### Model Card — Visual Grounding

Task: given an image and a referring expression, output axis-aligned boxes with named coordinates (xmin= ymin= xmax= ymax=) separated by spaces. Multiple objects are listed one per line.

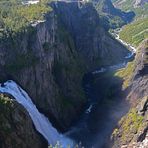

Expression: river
xmin=66 ymin=69 xmax=130 ymax=148
xmin=65 ymin=30 xmax=137 ymax=147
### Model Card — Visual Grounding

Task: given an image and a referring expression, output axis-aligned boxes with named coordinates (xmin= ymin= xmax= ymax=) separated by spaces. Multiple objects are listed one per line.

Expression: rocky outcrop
xmin=111 ymin=39 xmax=148 ymax=148
xmin=52 ymin=2 xmax=129 ymax=68
xmin=0 ymin=2 xmax=129 ymax=130
xmin=128 ymin=39 xmax=148 ymax=104
xmin=111 ymin=96 xmax=148 ymax=148
xmin=0 ymin=10 xmax=85 ymax=130
xmin=0 ymin=94 xmax=47 ymax=148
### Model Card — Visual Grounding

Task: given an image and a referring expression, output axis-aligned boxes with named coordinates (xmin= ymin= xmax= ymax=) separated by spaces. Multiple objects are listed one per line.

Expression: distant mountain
xmin=113 ymin=0 xmax=148 ymax=8
xmin=91 ymin=0 xmax=135 ymax=30
xmin=112 ymin=0 xmax=148 ymax=18
xmin=114 ymin=0 xmax=148 ymax=47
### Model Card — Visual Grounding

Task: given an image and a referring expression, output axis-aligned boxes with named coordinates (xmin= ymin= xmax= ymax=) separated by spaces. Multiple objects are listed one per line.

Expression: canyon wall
xmin=0 ymin=2 xmax=129 ymax=130
xmin=112 ymin=39 xmax=148 ymax=148
xmin=0 ymin=94 xmax=47 ymax=148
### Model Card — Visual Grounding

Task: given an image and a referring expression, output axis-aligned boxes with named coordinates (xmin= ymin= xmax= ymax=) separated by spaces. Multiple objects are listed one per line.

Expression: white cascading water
xmin=0 ymin=80 xmax=73 ymax=147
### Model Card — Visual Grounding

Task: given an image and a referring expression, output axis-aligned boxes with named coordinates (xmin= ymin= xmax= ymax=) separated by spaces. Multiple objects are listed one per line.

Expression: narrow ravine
xmin=65 ymin=33 xmax=137 ymax=148
xmin=65 ymin=69 xmax=129 ymax=147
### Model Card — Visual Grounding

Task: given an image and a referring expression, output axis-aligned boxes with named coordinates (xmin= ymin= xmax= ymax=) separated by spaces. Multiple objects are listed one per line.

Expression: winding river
xmin=65 ymin=31 xmax=137 ymax=147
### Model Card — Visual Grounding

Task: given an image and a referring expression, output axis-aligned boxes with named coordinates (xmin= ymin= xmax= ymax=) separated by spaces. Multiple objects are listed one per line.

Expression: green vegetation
xmin=119 ymin=18 xmax=148 ymax=47
xmin=0 ymin=94 xmax=12 ymax=106
xmin=0 ymin=0 xmax=52 ymax=38
xmin=112 ymin=0 xmax=148 ymax=47
xmin=115 ymin=62 xmax=135 ymax=89
xmin=0 ymin=94 xmax=13 ymax=133
xmin=0 ymin=0 xmax=53 ymax=72
xmin=113 ymin=108 xmax=144 ymax=144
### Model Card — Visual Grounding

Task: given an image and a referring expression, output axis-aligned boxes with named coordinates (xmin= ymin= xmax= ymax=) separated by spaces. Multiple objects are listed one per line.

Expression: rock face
xmin=52 ymin=2 xmax=129 ymax=67
xmin=111 ymin=40 xmax=148 ymax=148
xmin=128 ymin=40 xmax=148 ymax=104
xmin=0 ymin=10 xmax=85 ymax=130
xmin=0 ymin=94 xmax=48 ymax=148
xmin=0 ymin=2 xmax=128 ymax=130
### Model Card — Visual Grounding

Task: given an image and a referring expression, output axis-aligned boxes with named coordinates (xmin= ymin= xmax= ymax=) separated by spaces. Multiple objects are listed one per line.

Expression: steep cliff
xmin=128 ymin=39 xmax=148 ymax=102
xmin=0 ymin=10 xmax=85 ymax=130
xmin=111 ymin=39 xmax=148 ymax=148
xmin=0 ymin=1 xmax=129 ymax=130
xmin=0 ymin=93 xmax=48 ymax=148
xmin=52 ymin=2 xmax=129 ymax=68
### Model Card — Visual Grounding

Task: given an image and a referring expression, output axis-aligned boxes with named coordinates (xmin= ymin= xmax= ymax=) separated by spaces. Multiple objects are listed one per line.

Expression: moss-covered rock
xmin=0 ymin=94 xmax=48 ymax=148
xmin=111 ymin=96 xmax=147 ymax=148
xmin=115 ymin=62 xmax=135 ymax=89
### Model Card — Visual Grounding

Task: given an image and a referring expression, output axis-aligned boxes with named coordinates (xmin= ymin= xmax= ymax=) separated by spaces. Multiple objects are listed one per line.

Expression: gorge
xmin=0 ymin=35 xmax=135 ymax=147
xmin=0 ymin=0 xmax=147 ymax=148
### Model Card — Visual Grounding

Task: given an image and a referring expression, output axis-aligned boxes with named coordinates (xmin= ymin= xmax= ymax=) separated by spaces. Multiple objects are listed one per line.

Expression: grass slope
xmin=119 ymin=18 xmax=148 ymax=47
xmin=0 ymin=0 xmax=52 ymax=38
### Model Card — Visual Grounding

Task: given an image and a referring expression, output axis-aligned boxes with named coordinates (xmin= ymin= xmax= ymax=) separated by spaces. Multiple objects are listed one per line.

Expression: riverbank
xmin=110 ymin=28 xmax=137 ymax=53
xmin=66 ymin=68 xmax=130 ymax=148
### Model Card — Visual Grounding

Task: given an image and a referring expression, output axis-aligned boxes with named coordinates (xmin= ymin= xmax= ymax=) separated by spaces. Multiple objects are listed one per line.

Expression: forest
xmin=0 ymin=0 xmax=52 ymax=38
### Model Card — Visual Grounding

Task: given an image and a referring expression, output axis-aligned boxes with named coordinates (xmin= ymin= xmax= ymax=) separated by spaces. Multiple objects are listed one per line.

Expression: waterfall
xmin=0 ymin=80 xmax=73 ymax=146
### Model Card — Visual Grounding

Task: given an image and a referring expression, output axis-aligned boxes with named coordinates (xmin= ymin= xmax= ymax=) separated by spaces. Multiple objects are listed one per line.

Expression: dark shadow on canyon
xmin=66 ymin=70 xmax=130 ymax=148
